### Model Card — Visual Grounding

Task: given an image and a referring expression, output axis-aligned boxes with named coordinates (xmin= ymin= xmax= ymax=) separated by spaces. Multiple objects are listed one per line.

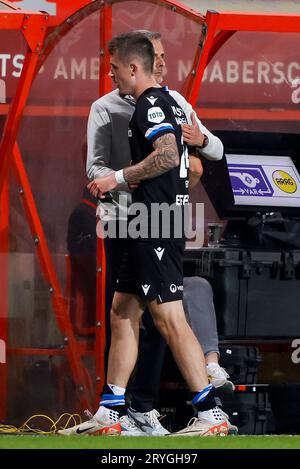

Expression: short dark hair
xmin=133 ymin=30 xmax=162 ymax=41
xmin=108 ymin=31 xmax=154 ymax=74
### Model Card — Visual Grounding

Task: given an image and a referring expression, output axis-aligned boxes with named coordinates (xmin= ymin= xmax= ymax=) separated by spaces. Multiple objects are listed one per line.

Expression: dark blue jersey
xmin=128 ymin=87 xmax=189 ymax=242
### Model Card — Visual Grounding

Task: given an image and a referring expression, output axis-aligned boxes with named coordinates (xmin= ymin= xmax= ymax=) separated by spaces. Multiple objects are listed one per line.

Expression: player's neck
xmin=133 ymin=77 xmax=158 ymax=101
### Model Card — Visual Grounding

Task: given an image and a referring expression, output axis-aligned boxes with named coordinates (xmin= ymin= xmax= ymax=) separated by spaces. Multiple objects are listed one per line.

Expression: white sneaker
xmin=206 ymin=363 xmax=235 ymax=390
xmin=170 ymin=406 xmax=228 ymax=437
xmin=219 ymin=409 xmax=238 ymax=435
xmin=127 ymin=408 xmax=169 ymax=436
xmin=57 ymin=408 xmax=121 ymax=436
xmin=119 ymin=415 xmax=146 ymax=436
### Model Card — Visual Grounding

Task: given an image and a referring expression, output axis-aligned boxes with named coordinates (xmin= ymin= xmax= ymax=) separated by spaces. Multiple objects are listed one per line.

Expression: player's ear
xmin=130 ymin=64 xmax=137 ymax=75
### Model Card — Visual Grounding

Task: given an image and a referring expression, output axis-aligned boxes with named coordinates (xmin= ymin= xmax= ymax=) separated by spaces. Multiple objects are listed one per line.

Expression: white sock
xmin=108 ymin=383 xmax=126 ymax=395
xmin=94 ymin=405 xmax=119 ymax=423
xmin=206 ymin=362 xmax=220 ymax=370
xmin=198 ymin=406 xmax=225 ymax=423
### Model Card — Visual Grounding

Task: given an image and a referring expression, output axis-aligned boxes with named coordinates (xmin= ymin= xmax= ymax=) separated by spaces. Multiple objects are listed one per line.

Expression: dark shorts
xmin=115 ymin=240 xmax=184 ymax=303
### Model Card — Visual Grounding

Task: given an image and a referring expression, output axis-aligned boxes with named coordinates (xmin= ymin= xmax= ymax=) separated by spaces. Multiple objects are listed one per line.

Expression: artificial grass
xmin=0 ymin=435 xmax=300 ymax=449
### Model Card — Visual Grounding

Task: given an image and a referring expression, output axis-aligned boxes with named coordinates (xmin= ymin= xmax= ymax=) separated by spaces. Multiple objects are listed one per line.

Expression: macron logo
xmin=141 ymin=284 xmax=150 ymax=295
xmin=154 ymin=247 xmax=165 ymax=261
xmin=146 ymin=96 xmax=158 ymax=105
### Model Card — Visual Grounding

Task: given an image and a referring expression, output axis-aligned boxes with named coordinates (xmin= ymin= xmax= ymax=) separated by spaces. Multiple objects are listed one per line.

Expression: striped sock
xmin=191 ymin=384 xmax=218 ymax=412
xmin=100 ymin=383 xmax=126 ymax=416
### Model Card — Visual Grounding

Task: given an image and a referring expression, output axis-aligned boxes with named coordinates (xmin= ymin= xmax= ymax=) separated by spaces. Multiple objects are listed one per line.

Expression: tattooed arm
xmin=124 ymin=133 xmax=179 ymax=183
xmin=88 ymin=133 xmax=180 ymax=197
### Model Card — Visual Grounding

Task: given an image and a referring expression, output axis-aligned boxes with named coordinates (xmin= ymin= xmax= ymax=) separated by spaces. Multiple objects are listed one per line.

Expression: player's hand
xmin=182 ymin=112 xmax=206 ymax=147
xmin=87 ymin=173 xmax=117 ymax=198
xmin=128 ymin=182 xmax=140 ymax=191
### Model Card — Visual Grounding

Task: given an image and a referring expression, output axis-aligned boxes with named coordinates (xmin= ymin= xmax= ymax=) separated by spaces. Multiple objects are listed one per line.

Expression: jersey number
xmin=179 ymin=137 xmax=189 ymax=179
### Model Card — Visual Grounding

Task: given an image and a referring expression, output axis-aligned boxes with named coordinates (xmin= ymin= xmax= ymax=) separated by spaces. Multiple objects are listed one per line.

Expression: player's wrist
xmin=197 ymin=134 xmax=209 ymax=149
xmin=115 ymin=169 xmax=126 ymax=184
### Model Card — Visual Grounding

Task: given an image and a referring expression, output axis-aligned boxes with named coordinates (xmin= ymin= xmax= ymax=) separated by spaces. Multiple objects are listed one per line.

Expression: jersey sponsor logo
xmin=146 ymin=96 xmax=158 ymax=105
xmin=170 ymin=284 xmax=183 ymax=293
xmin=175 ymin=116 xmax=187 ymax=125
xmin=171 ymin=105 xmax=187 ymax=125
xmin=171 ymin=105 xmax=185 ymax=117
xmin=154 ymin=247 xmax=165 ymax=261
xmin=147 ymin=107 xmax=165 ymax=124
xmin=272 ymin=170 xmax=297 ymax=193
xmin=141 ymin=284 xmax=151 ymax=295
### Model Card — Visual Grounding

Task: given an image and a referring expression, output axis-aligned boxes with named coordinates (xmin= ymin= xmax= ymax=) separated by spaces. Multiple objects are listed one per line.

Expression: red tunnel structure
xmin=0 ymin=0 xmax=300 ymax=422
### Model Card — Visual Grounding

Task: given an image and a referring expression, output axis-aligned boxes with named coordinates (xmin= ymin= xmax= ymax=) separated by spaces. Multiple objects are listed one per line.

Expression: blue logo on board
xmin=229 ymin=164 xmax=274 ymax=197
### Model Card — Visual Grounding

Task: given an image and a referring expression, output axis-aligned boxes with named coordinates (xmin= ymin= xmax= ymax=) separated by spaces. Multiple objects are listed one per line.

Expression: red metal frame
xmin=0 ymin=179 xmax=9 ymax=422
xmin=99 ymin=2 xmax=112 ymax=96
xmin=39 ymin=0 xmax=101 ymax=65
xmin=11 ymin=143 xmax=93 ymax=408
xmin=206 ymin=30 xmax=236 ymax=69
xmin=1 ymin=0 xmax=300 ymax=420
xmin=0 ymin=1 xmax=50 ymax=421
xmin=95 ymin=234 xmax=107 ymax=402
xmin=2 ymin=0 xmax=204 ymax=416
xmin=0 ymin=2 xmax=100 ymax=415
xmin=0 ymin=53 xmax=40 ymax=191
xmin=187 ymin=10 xmax=300 ymax=107
xmin=0 ymin=7 xmax=48 ymax=194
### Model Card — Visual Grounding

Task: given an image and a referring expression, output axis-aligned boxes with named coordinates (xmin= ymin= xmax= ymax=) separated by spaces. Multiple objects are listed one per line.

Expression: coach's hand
xmin=87 ymin=173 xmax=117 ymax=198
xmin=182 ymin=112 xmax=206 ymax=147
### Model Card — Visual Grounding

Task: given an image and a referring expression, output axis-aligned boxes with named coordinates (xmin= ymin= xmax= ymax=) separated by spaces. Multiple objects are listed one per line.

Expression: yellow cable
xmin=0 ymin=413 xmax=82 ymax=435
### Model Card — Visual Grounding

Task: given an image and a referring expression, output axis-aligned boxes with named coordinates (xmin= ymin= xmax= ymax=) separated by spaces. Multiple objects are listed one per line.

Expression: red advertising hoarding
xmin=1 ymin=0 xmax=299 ymax=119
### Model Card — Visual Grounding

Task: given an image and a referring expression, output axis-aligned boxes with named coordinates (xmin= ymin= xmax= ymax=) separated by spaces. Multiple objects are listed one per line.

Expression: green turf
xmin=0 ymin=435 xmax=300 ymax=449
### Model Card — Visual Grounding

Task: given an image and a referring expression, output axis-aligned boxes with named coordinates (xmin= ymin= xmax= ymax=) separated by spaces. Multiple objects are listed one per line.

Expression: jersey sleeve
xmin=170 ymin=89 xmax=224 ymax=161
xmin=87 ymin=100 xmax=113 ymax=180
xmin=135 ymin=94 xmax=176 ymax=145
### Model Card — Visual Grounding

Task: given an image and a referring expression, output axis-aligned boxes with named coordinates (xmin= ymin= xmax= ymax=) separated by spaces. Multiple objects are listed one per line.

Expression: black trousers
xmin=104 ymin=236 xmax=166 ymax=412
